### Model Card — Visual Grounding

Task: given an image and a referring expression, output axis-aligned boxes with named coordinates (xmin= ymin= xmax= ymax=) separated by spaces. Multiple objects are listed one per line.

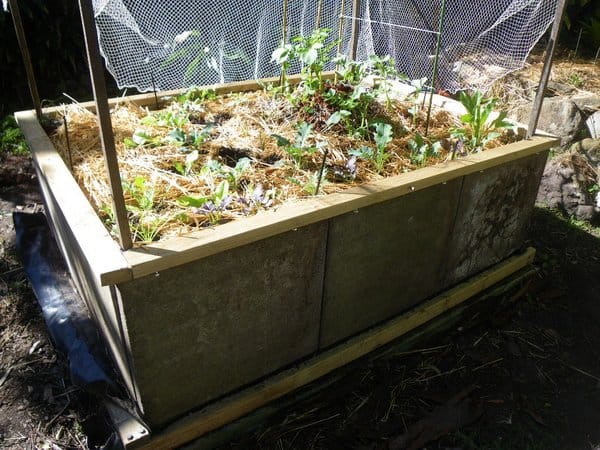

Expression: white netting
xmin=93 ymin=0 xmax=558 ymax=93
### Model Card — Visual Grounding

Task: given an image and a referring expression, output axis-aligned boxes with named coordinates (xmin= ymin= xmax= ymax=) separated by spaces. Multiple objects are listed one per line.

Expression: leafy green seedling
xmin=451 ymin=91 xmax=515 ymax=152
xmin=349 ymin=122 xmax=394 ymax=173
xmin=121 ymin=175 xmax=166 ymax=242
xmin=272 ymin=122 xmax=319 ymax=169
xmin=174 ymin=150 xmax=200 ymax=176
xmin=124 ymin=129 xmax=161 ymax=148
xmin=408 ymin=132 xmax=442 ymax=166
xmin=178 ymin=180 xmax=232 ymax=225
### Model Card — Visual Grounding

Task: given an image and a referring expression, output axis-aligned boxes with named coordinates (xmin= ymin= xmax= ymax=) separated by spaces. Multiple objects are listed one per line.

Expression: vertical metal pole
xmin=425 ymin=0 xmax=446 ymax=136
xmin=349 ymin=0 xmax=361 ymax=60
xmin=527 ymin=0 xmax=568 ymax=139
xmin=78 ymin=0 xmax=132 ymax=250
xmin=7 ymin=0 xmax=42 ymax=118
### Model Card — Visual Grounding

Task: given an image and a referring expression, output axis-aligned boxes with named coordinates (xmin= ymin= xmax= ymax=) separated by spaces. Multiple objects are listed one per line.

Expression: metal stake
xmin=527 ymin=0 xmax=568 ymax=139
xmin=7 ymin=0 xmax=42 ymax=118
xmin=425 ymin=0 xmax=447 ymax=136
xmin=63 ymin=115 xmax=74 ymax=172
xmin=78 ymin=0 xmax=132 ymax=250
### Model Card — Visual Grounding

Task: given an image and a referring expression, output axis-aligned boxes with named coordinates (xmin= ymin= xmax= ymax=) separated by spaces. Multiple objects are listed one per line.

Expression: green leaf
xmin=326 ymin=110 xmax=351 ymax=127
xmin=373 ymin=122 xmax=393 ymax=151
xmin=295 ymin=122 xmax=313 ymax=149
xmin=178 ymin=195 xmax=208 ymax=207
xmin=272 ymin=134 xmax=290 ymax=147
xmin=214 ymin=180 xmax=229 ymax=202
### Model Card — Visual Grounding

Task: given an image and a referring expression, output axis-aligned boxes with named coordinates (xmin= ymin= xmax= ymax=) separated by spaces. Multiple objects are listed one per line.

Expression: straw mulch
xmin=48 ymin=89 xmax=509 ymax=244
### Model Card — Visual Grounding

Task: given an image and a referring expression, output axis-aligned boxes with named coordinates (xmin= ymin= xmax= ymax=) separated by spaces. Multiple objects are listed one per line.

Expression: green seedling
xmin=124 ymin=129 xmax=161 ymax=148
xmin=289 ymin=168 xmax=328 ymax=195
xmin=178 ymin=87 xmax=217 ymax=103
xmin=451 ymin=91 xmax=515 ymax=152
xmin=178 ymin=179 xmax=232 ymax=225
xmin=174 ymin=149 xmax=199 ymax=176
xmin=408 ymin=132 xmax=442 ymax=166
xmin=368 ymin=54 xmax=400 ymax=108
xmin=272 ymin=122 xmax=320 ymax=169
xmin=121 ymin=175 xmax=166 ymax=242
xmin=349 ymin=122 xmax=394 ymax=173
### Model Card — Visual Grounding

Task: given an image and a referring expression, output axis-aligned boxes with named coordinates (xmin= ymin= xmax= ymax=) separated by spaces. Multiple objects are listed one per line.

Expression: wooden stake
xmin=7 ymin=0 xmax=42 ymax=118
xmin=349 ymin=0 xmax=361 ymax=60
xmin=425 ymin=0 xmax=447 ymax=137
xmin=527 ymin=0 xmax=568 ymax=139
xmin=315 ymin=0 xmax=323 ymax=29
xmin=78 ymin=0 xmax=132 ymax=250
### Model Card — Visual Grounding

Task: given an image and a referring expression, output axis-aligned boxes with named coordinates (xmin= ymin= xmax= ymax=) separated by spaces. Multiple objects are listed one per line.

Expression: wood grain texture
xmin=14 ymin=110 xmax=131 ymax=285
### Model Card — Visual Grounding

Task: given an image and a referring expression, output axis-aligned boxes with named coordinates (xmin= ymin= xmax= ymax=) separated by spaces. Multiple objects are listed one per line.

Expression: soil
xmin=2 ymin=57 xmax=600 ymax=449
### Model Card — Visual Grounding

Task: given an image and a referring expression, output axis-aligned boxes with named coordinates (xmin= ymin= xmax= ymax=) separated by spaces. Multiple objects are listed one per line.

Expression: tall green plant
xmin=451 ymin=91 xmax=514 ymax=152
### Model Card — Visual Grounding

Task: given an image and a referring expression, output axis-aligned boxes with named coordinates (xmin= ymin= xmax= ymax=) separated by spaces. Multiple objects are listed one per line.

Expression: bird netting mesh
xmin=92 ymin=0 xmax=559 ymax=93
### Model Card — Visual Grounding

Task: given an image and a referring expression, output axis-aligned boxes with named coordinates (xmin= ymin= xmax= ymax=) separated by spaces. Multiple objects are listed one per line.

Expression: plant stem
xmin=315 ymin=149 xmax=329 ymax=195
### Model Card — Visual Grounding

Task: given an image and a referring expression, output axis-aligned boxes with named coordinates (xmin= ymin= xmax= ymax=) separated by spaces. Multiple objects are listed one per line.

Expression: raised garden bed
xmin=15 ymin=69 xmax=557 ymax=442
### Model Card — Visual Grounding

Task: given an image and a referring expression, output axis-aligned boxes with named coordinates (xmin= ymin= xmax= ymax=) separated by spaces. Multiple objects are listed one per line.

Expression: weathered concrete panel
xmin=118 ymin=223 xmax=327 ymax=427
xmin=442 ymin=151 xmax=548 ymax=286
xmin=319 ymin=179 xmax=463 ymax=348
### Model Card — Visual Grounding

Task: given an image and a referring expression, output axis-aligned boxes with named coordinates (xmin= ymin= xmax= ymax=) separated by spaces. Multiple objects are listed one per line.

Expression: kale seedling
xmin=272 ymin=122 xmax=320 ymax=170
xmin=408 ymin=132 xmax=442 ymax=166
xmin=350 ymin=122 xmax=393 ymax=173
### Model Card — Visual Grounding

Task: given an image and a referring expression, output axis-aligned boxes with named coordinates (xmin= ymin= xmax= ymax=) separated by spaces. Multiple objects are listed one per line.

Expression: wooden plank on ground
xmin=133 ymin=247 xmax=535 ymax=449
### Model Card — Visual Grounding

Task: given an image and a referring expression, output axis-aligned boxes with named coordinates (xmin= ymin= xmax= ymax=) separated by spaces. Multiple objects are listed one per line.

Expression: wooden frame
xmin=15 ymin=78 xmax=558 ymax=439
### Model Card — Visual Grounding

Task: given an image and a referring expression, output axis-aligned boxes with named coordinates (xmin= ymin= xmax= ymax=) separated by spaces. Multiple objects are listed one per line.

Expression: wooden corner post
xmin=77 ymin=0 xmax=132 ymax=250
xmin=527 ymin=0 xmax=568 ymax=139
xmin=7 ymin=0 xmax=42 ymax=118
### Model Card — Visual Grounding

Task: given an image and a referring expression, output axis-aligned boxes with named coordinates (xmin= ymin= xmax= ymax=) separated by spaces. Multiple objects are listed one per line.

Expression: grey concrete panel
xmin=319 ymin=179 xmax=463 ymax=348
xmin=442 ymin=151 xmax=548 ymax=286
xmin=118 ymin=222 xmax=327 ymax=427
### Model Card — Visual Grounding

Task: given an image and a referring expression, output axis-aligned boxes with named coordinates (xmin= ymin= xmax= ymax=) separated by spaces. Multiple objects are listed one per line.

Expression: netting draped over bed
xmin=92 ymin=0 xmax=558 ymax=93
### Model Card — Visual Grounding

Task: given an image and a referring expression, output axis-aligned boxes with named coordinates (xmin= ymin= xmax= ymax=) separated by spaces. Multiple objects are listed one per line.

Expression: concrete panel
xmin=442 ymin=151 xmax=548 ymax=286
xmin=319 ymin=179 xmax=463 ymax=348
xmin=118 ymin=222 xmax=327 ymax=427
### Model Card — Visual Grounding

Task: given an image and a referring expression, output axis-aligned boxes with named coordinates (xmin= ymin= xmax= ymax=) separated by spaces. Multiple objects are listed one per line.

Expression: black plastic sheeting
xmin=13 ymin=211 xmax=118 ymax=394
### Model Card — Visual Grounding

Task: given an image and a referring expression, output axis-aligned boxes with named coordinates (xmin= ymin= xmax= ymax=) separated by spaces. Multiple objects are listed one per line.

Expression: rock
xmin=546 ymin=81 xmax=577 ymax=96
xmin=513 ymin=97 xmax=585 ymax=146
xmin=587 ymin=111 xmax=600 ymax=139
xmin=537 ymin=149 xmax=600 ymax=223
xmin=569 ymin=138 xmax=600 ymax=167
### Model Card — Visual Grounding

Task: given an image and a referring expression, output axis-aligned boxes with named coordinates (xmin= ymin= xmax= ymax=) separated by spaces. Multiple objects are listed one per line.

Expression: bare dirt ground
xmin=1 ymin=57 xmax=599 ymax=449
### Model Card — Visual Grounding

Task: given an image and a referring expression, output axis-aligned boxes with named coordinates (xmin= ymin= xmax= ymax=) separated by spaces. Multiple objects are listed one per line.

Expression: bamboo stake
xmin=279 ymin=0 xmax=289 ymax=88
xmin=349 ymin=0 xmax=361 ymax=60
xmin=7 ymin=0 xmax=42 ymax=118
xmin=315 ymin=0 xmax=324 ymax=29
xmin=527 ymin=0 xmax=568 ymax=138
xmin=425 ymin=0 xmax=447 ymax=136
xmin=78 ymin=0 xmax=132 ymax=250
xmin=335 ymin=0 xmax=347 ymax=83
